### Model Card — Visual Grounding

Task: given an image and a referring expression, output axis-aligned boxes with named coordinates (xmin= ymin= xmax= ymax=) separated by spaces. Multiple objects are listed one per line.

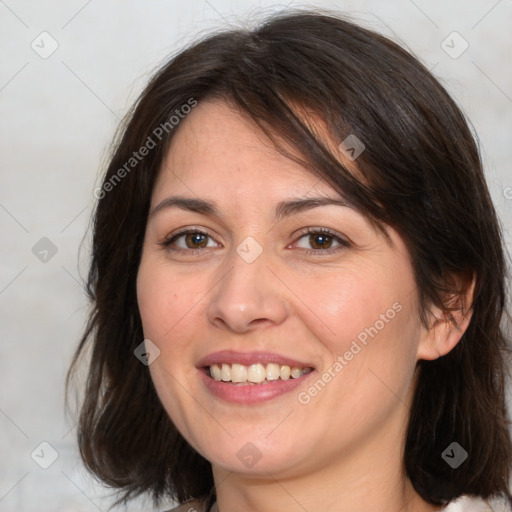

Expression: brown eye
xmin=308 ymin=233 xmax=334 ymax=250
xmin=184 ymin=232 xmax=208 ymax=248
xmin=163 ymin=229 xmax=218 ymax=251
xmin=294 ymin=228 xmax=349 ymax=253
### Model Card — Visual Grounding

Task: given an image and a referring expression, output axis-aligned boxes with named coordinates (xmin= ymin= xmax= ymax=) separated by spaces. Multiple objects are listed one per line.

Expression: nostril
xmin=249 ymin=318 xmax=270 ymax=327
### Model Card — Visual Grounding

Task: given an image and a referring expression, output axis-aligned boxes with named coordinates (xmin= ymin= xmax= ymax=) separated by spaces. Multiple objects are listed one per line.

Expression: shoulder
xmin=163 ymin=499 xmax=207 ymax=512
xmin=443 ymin=495 xmax=511 ymax=512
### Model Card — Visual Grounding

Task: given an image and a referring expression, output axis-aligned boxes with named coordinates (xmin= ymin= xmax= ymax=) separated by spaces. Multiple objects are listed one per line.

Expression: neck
xmin=212 ymin=455 xmax=441 ymax=512
xmin=211 ymin=396 xmax=442 ymax=512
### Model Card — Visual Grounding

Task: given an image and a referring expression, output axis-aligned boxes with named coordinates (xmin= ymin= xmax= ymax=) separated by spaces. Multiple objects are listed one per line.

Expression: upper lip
xmin=197 ymin=350 xmax=315 ymax=369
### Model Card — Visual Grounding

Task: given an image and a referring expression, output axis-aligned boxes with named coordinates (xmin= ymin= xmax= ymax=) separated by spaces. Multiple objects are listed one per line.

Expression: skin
xmin=136 ymin=99 xmax=474 ymax=512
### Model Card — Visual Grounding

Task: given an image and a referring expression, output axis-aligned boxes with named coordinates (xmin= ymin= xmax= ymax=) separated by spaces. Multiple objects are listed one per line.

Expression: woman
xmin=67 ymin=10 xmax=512 ymax=512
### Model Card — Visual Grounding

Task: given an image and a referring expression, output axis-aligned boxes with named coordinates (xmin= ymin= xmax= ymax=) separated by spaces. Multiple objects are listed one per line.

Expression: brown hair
xmin=66 ymin=9 xmax=512 ymax=509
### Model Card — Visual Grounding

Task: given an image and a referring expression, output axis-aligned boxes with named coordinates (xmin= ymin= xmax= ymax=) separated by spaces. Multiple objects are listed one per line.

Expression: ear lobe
xmin=416 ymin=271 xmax=476 ymax=361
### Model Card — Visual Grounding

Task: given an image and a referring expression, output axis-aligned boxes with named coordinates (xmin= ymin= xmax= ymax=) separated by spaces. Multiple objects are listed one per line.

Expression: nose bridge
xmin=207 ymin=238 xmax=288 ymax=332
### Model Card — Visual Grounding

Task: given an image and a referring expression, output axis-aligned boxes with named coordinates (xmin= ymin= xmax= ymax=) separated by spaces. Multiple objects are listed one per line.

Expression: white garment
xmin=443 ymin=495 xmax=510 ymax=512
xmin=166 ymin=495 xmax=510 ymax=512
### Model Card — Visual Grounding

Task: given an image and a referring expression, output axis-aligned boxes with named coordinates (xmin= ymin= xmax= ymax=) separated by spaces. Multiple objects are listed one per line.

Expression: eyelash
xmin=161 ymin=227 xmax=350 ymax=256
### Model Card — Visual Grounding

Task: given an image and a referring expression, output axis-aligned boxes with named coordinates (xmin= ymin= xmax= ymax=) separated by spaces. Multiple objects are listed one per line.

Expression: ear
xmin=416 ymin=271 xmax=476 ymax=361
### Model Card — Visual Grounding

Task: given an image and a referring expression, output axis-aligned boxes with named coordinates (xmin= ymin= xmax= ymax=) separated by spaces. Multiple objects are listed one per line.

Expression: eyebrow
xmin=149 ymin=195 xmax=354 ymax=220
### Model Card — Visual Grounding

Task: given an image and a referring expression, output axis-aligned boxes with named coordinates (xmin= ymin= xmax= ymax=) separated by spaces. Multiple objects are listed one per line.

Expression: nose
xmin=206 ymin=246 xmax=289 ymax=333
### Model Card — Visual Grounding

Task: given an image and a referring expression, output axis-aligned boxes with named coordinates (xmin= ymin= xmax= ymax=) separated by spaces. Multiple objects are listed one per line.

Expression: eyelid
xmin=161 ymin=226 xmax=221 ymax=249
xmin=160 ymin=226 xmax=350 ymax=254
xmin=290 ymin=227 xmax=350 ymax=254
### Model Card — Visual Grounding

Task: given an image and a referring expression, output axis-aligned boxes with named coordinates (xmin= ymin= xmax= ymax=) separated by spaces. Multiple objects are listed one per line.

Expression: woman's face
xmin=137 ymin=99 xmax=430 ymax=479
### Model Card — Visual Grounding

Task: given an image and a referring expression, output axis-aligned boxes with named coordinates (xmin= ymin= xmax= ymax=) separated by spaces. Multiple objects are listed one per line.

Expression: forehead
xmin=151 ymin=99 xmax=349 ymax=204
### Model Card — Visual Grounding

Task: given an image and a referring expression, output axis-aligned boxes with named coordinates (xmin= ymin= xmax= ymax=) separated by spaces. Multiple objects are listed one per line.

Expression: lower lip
xmin=199 ymin=369 xmax=315 ymax=404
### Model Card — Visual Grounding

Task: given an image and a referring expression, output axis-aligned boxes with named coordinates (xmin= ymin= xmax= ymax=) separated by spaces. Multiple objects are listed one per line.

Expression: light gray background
xmin=1 ymin=0 xmax=511 ymax=510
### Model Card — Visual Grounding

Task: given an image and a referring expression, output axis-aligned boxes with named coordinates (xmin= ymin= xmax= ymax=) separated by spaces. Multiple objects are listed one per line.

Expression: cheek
xmin=136 ymin=259 xmax=201 ymax=347
xmin=298 ymin=261 xmax=420 ymax=398
xmin=300 ymin=268 xmax=402 ymax=352
xmin=297 ymin=271 xmax=420 ymax=429
xmin=136 ymin=259 xmax=206 ymax=437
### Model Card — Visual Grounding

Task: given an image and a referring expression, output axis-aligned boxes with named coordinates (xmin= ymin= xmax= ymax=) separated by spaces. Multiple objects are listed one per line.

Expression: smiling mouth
xmin=206 ymin=362 xmax=314 ymax=385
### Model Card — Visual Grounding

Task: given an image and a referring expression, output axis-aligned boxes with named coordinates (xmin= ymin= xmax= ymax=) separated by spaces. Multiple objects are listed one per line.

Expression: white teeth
xmin=221 ymin=363 xmax=231 ymax=381
xmin=208 ymin=362 xmax=311 ymax=383
xmin=266 ymin=363 xmax=280 ymax=380
xmin=231 ymin=363 xmax=247 ymax=383
xmin=280 ymin=365 xmax=291 ymax=380
xmin=247 ymin=363 xmax=266 ymax=383
xmin=211 ymin=364 xmax=222 ymax=381
xmin=290 ymin=367 xmax=302 ymax=379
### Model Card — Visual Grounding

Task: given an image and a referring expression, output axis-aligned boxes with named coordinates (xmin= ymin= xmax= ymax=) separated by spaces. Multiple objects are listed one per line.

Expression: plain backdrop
xmin=1 ymin=0 xmax=511 ymax=510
